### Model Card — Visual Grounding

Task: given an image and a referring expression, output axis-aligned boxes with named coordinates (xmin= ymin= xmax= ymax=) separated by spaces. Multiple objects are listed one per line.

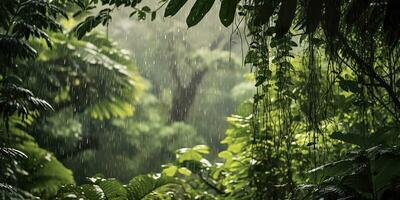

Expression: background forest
xmin=1 ymin=0 xmax=400 ymax=200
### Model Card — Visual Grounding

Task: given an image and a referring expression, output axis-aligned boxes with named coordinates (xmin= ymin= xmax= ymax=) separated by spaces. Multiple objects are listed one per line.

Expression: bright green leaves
xmin=13 ymin=140 xmax=74 ymax=197
xmin=186 ymin=0 xmax=215 ymax=27
xmin=58 ymin=175 xmax=180 ymax=200
xmin=177 ymin=167 xmax=192 ymax=176
xmin=164 ymin=0 xmax=188 ymax=17
xmin=162 ymin=165 xmax=178 ymax=176
xmin=162 ymin=145 xmax=212 ymax=178
xmin=275 ymin=0 xmax=297 ymax=38
xmin=176 ymin=145 xmax=210 ymax=162
xmin=218 ymin=150 xmax=233 ymax=160
xmin=219 ymin=0 xmax=240 ymax=27
xmin=192 ymin=144 xmax=210 ymax=154
xmin=126 ymin=175 xmax=180 ymax=199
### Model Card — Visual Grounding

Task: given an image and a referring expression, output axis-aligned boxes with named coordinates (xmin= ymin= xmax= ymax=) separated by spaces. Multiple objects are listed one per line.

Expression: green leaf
xmin=308 ymin=159 xmax=354 ymax=181
xmin=372 ymin=153 xmax=400 ymax=193
xmin=275 ymin=0 xmax=297 ymax=38
xmin=97 ymin=179 xmax=127 ymax=199
xmin=192 ymin=145 xmax=210 ymax=154
xmin=186 ymin=0 xmax=215 ymax=27
xmin=244 ymin=50 xmax=257 ymax=64
xmin=179 ymin=160 xmax=204 ymax=173
xmin=219 ymin=0 xmax=240 ymax=27
xmin=177 ymin=149 xmax=203 ymax=162
xmin=126 ymin=174 xmax=179 ymax=199
xmin=162 ymin=165 xmax=178 ymax=176
xmin=142 ymin=6 xmax=151 ymax=12
xmin=253 ymin=0 xmax=275 ymax=26
xmin=255 ymin=76 xmax=267 ymax=87
xmin=218 ymin=150 xmax=233 ymax=160
xmin=164 ymin=0 xmax=188 ymax=17
xmin=80 ymin=184 xmax=106 ymax=200
xmin=178 ymin=167 xmax=192 ymax=176
xmin=330 ymin=131 xmax=367 ymax=147
xmin=339 ymin=78 xmax=361 ymax=94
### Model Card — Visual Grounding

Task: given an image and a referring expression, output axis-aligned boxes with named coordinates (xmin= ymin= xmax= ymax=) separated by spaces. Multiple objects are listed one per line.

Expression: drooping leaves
xmin=186 ymin=0 xmax=215 ymax=27
xmin=310 ymin=146 xmax=400 ymax=199
xmin=219 ymin=0 xmax=240 ymax=27
xmin=253 ymin=0 xmax=276 ymax=26
xmin=164 ymin=0 xmax=188 ymax=17
xmin=275 ymin=0 xmax=297 ymax=38
xmin=73 ymin=9 xmax=112 ymax=39
xmin=126 ymin=175 xmax=180 ymax=199
xmin=57 ymin=175 xmax=180 ymax=200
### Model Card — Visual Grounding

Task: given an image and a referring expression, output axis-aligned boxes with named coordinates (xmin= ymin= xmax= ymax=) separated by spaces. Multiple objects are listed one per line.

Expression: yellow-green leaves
xmin=164 ymin=0 xmax=188 ymax=17
xmin=178 ymin=167 xmax=192 ymax=176
xmin=192 ymin=144 xmax=210 ymax=154
xmin=219 ymin=0 xmax=240 ymax=27
xmin=218 ymin=150 xmax=233 ymax=160
xmin=186 ymin=0 xmax=215 ymax=27
xmin=176 ymin=145 xmax=210 ymax=162
xmin=162 ymin=165 xmax=178 ymax=176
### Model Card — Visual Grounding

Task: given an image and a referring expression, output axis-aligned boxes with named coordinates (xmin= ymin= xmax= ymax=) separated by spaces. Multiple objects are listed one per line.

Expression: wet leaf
xmin=164 ymin=0 xmax=188 ymax=17
xmin=219 ymin=0 xmax=240 ymax=27
xmin=186 ymin=0 xmax=215 ymax=27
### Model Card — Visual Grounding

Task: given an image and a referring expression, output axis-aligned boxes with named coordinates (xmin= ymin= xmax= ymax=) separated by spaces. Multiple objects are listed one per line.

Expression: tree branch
xmin=337 ymin=33 xmax=400 ymax=111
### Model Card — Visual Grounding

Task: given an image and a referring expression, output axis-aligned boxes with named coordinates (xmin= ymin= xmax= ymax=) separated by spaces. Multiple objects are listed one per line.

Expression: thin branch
xmin=337 ymin=33 xmax=400 ymax=111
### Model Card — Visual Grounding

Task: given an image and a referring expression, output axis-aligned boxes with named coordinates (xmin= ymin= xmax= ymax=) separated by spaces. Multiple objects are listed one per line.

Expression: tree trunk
xmin=169 ymin=68 xmax=208 ymax=122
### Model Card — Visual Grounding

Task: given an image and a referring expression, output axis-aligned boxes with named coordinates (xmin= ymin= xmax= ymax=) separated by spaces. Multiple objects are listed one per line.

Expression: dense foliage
xmin=1 ymin=0 xmax=400 ymax=200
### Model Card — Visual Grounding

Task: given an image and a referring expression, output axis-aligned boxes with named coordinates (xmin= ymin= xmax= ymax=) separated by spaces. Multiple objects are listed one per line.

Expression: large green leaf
xmin=253 ymin=0 xmax=275 ymax=26
xmin=330 ymin=131 xmax=367 ymax=147
xmin=164 ymin=0 xmax=188 ymax=17
xmin=14 ymin=140 xmax=74 ymax=197
xmin=308 ymin=159 xmax=354 ymax=181
xmin=275 ymin=0 xmax=297 ymax=38
xmin=126 ymin=174 xmax=179 ymax=199
xmin=97 ymin=179 xmax=127 ymax=199
xmin=372 ymin=153 xmax=400 ymax=194
xmin=186 ymin=0 xmax=215 ymax=27
xmin=219 ymin=0 xmax=240 ymax=27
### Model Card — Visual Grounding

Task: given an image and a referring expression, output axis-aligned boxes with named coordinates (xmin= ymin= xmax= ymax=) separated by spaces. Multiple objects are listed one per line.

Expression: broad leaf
xmin=253 ymin=0 xmax=275 ymax=26
xmin=219 ymin=0 xmax=240 ymax=27
xmin=126 ymin=174 xmax=179 ymax=199
xmin=164 ymin=0 xmax=188 ymax=17
xmin=275 ymin=0 xmax=297 ymax=38
xmin=186 ymin=0 xmax=215 ymax=27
